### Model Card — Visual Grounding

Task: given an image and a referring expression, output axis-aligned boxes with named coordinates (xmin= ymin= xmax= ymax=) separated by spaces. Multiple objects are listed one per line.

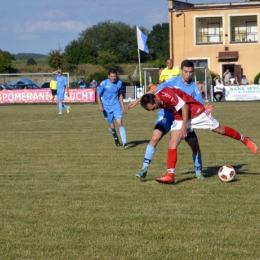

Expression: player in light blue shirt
xmin=97 ymin=69 xmax=128 ymax=149
xmin=128 ymin=60 xmax=211 ymax=179
xmin=52 ymin=69 xmax=70 ymax=114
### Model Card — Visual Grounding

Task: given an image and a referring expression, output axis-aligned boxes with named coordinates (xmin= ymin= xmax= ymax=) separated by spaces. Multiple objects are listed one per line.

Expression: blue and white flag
xmin=136 ymin=26 xmax=149 ymax=54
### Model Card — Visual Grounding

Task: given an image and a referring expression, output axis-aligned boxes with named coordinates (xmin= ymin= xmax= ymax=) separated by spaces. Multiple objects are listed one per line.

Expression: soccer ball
xmin=218 ymin=165 xmax=236 ymax=182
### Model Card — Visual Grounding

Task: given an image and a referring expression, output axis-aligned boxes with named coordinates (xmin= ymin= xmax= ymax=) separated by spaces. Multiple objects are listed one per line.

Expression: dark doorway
xmin=222 ymin=64 xmax=235 ymax=77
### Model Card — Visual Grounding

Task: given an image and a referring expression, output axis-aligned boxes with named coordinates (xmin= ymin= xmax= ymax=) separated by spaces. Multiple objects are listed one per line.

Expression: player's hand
xmin=127 ymin=100 xmax=139 ymax=110
xmin=179 ymin=127 xmax=187 ymax=139
xmin=205 ymin=103 xmax=214 ymax=112
xmin=98 ymin=105 xmax=103 ymax=112
xmin=123 ymin=109 xmax=127 ymax=115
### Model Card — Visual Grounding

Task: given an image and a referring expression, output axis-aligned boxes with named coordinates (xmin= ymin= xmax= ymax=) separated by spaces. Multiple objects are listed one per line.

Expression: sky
xmin=0 ymin=0 xmax=245 ymax=55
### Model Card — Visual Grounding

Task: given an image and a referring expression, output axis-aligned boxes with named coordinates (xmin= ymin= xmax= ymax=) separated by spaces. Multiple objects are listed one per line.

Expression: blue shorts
xmin=56 ymin=89 xmax=65 ymax=101
xmin=103 ymin=104 xmax=123 ymax=124
xmin=155 ymin=111 xmax=174 ymax=135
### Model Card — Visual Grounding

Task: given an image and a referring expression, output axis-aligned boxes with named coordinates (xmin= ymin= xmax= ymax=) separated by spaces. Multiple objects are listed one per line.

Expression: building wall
xmin=170 ymin=5 xmax=260 ymax=83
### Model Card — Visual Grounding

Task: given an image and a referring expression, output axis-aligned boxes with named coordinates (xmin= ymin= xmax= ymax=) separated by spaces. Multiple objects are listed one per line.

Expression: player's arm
xmin=119 ymin=93 xmax=126 ymax=115
xmin=96 ymin=84 xmax=104 ymax=112
xmin=127 ymin=88 xmax=158 ymax=110
xmin=65 ymin=84 xmax=69 ymax=97
xmin=52 ymin=70 xmax=59 ymax=75
xmin=179 ymin=104 xmax=189 ymax=139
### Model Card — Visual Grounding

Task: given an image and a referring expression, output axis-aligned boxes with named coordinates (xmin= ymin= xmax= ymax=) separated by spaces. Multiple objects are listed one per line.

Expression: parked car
xmin=3 ymin=78 xmax=41 ymax=90
xmin=41 ymin=82 xmax=50 ymax=88
xmin=0 ymin=84 xmax=6 ymax=90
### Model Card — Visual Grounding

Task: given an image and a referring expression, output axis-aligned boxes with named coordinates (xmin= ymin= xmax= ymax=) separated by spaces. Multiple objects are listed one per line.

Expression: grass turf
xmin=0 ymin=102 xmax=260 ymax=259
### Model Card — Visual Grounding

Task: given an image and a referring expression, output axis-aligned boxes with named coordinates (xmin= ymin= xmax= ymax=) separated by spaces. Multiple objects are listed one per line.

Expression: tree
xmin=0 ymin=49 xmax=12 ymax=73
xmin=27 ymin=58 xmax=37 ymax=66
xmin=65 ymin=40 xmax=97 ymax=65
xmin=78 ymin=20 xmax=149 ymax=64
xmin=47 ymin=49 xmax=64 ymax=69
xmin=148 ymin=23 xmax=169 ymax=61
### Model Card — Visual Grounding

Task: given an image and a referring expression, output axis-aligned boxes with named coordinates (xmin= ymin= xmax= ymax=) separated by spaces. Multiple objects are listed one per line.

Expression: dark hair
xmin=108 ymin=69 xmax=117 ymax=75
xmin=140 ymin=93 xmax=156 ymax=110
xmin=181 ymin=60 xmax=194 ymax=69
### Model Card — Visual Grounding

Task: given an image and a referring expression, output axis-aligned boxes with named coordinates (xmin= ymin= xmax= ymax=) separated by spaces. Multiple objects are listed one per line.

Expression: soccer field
xmin=0 ymin=102 xmax=260 ymax=259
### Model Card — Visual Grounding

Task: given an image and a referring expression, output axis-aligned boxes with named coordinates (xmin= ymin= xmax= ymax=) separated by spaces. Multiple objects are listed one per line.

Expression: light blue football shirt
xmin=156 ymin=76 xmax=203 ymax=104
xmin=97 ymin=78 xmax=123 ymax=111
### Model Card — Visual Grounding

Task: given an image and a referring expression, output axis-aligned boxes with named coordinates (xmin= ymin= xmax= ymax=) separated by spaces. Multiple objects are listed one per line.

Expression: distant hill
xmin=14 ymin=53 xmax=47 ymax=60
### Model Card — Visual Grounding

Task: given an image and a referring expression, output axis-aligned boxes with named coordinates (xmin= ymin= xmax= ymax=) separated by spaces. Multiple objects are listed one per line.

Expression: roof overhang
xmin=217 ymin=51 xmax=239 ymax=59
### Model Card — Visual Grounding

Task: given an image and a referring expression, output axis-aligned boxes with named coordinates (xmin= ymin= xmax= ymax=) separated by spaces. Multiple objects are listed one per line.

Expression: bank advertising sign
xmin=0 ymin=89 xmax=95 ymax=104
xmin=225 ymin=85 xmax=260 ymax=101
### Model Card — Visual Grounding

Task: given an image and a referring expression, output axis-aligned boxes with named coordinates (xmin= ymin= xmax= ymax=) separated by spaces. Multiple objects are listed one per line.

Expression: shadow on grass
xmin=138 ymin=163 xmax=259 ymax=185
xmin=182 ymin=163 xmax=259 ymax=178
xmin=127 ymin=139 xmax=150 ymax=148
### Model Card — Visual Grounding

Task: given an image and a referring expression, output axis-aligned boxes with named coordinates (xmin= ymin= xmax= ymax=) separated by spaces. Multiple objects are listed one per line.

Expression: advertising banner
xmin=225 ymin=85 xmax=260 ymax=101
xmin=0 ymin=88 xmax=96 ymax=104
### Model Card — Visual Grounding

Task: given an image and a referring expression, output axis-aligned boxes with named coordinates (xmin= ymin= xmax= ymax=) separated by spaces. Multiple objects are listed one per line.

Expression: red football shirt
xmin=157 ymin=87 xmax=205 ymax=120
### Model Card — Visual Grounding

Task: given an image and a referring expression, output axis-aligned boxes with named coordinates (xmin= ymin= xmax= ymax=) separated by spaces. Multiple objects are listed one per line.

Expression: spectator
xmin=233 ymin=77 xmax=240 ymax=86
xmin=89 ymin=79 xmax=98 ymax=92
xmin=223 ymin=69 xmax=232 ymax=85
xmin=241 ymin=75 xmax=249 ymax=85
xmin=214 ymin=75 xmax=223 ymax=85
xmin=213 ymin=80 xmax=224 ymax=102
xmin=147 ymin=82 xmax=157 ymax=92
xmin=78 ymin=78 xmax=86 ymax=89
xmin=200 ymin=81 xmax=206 ymax=99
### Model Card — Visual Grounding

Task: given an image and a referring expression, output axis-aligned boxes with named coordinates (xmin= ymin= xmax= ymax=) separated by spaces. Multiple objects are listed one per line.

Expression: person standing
xmin=78 ymin=78 xmax=86 ymax=89
xmin=159 ymin=59 xmax=181 ymax=83
xmin=52 ymin=69 xmax=70 ymax=114
xmin=97 ymin=69 xmax=128 ymax=149
xmin=223 ymin=69 xmax=232 ymax=85
xmin=49 ymin=76 xmax=57 ymax=104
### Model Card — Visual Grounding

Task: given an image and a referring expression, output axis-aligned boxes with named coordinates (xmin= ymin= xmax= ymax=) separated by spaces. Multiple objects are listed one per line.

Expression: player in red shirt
xmin=140 ymin=87 xmax=258 ymax=184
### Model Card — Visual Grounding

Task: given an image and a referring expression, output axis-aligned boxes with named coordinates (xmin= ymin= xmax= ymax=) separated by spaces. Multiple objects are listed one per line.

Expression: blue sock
xmin=58 ymin=103 xmax=63 ymax=113
xmin=119 ymin=126 xmax=127 ymax=145
xmin=142 ymin=144 xmax=156 ymax=170
xmin=62 ymin=103 xmax=68 ymax=109
xmin=192 ymin=153 xmax=202 ymax=175
xmin=109 ymin=128 xmax=118 ymax=139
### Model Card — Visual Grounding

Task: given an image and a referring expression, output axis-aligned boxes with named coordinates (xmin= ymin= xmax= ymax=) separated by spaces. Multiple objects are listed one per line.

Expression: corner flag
xmin=136 ymin=26 xmax=149 ymax=54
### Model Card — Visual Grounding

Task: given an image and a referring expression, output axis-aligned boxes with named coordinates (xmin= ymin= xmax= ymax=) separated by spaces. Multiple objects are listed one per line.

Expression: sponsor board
xmin=0 ymin=89 xmax=96 ymax=104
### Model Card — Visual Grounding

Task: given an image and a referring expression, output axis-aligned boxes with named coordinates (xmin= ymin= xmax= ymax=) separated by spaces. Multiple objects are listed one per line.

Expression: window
xmin=190 ymin=59 xmax=208 ymax=68
xmin=230 ymin=15 xmax=258 ymax=43
xmin=196 ymin=17 xmax=223 ymax=44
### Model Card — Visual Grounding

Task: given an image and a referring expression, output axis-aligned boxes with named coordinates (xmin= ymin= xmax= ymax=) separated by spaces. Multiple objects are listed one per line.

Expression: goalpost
xmin=143 ymin=67 xmax=213 ymax=101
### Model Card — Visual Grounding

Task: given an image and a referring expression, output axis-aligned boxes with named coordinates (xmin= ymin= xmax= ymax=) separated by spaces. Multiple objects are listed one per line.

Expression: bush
xmin=88 ymin=71 xmax=109 ymax=85
xmin=254 ymin=72 xmax=260 ymax=84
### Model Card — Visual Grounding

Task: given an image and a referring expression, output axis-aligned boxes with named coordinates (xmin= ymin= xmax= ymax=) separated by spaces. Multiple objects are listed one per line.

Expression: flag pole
xmin=137 ymin=26 xmax=142 ymax=87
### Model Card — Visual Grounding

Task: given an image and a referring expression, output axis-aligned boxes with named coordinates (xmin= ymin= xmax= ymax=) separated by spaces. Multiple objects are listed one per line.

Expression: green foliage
xmin=88 ymin=70 xmax=109 ymax=84
xmin=254 ymin=72 xmax=260 ymax=84
xmin=26 ymin=58 xmax=37 ymax=66
xmin=148 ymin=23 xmax=169 ymax=60
xmin=0 ymin=49 xmax=12 ymax=72
xmin=211 ymin=71 xmax=218 ymax=85
xmin=78 ymin=21 xmax=149 ymax=64
xmin=47 ymin=49 xmax=68 ymax=70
